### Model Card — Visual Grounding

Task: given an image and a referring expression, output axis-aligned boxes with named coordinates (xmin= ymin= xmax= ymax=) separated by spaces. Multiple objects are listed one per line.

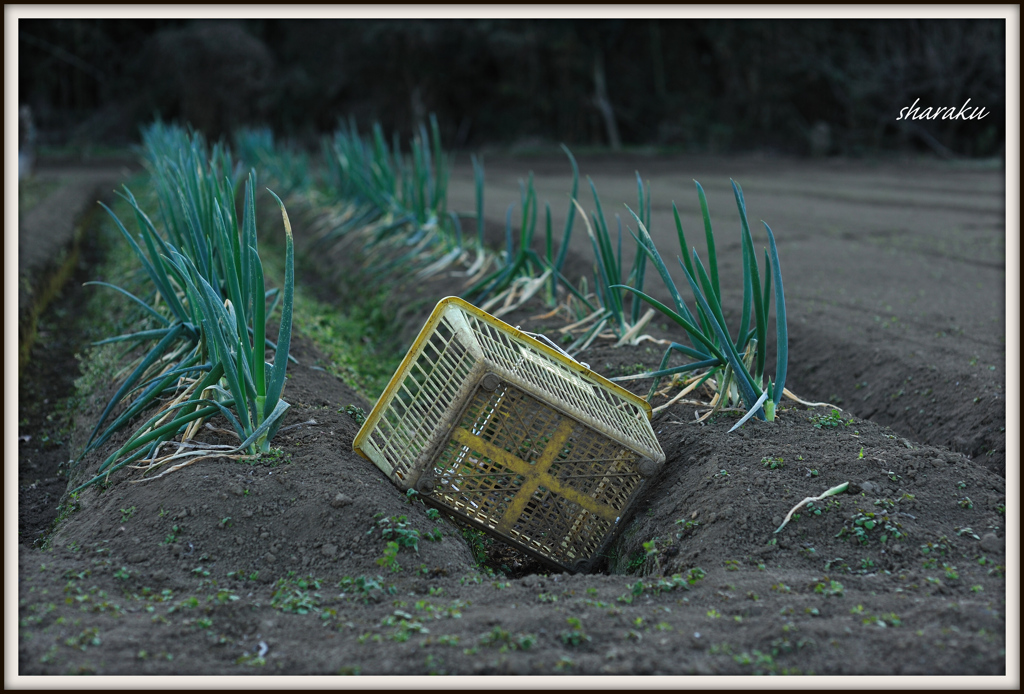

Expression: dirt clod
xmin=979 ymin=533 xmax=1003 ymax=555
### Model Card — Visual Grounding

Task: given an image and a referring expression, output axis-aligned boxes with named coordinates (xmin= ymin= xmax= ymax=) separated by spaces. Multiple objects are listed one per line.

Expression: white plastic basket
xmin=354 ymin=297 xmax=666 ymax=572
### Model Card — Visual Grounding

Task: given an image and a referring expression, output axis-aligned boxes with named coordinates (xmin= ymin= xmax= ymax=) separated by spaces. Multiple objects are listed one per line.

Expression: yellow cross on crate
xmin=448 ymin=416 xmax=621 ymax=535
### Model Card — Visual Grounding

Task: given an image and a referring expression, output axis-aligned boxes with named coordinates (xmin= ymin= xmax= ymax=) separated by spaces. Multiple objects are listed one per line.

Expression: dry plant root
xmin=530 ymin=306 xmax=565 ymax=322
xmin=613 ymin=308 xmax=656 ymax=347
xmin=558 ymin=309 xmax=605 ymax=335
xmin=130 ymin=452 xmax=258 ymax=482
xmin=782 ymin=388 xmax=841 ymax=409
xmin=653 ymin=372 xmax=714 ymax=414
xmin=774 ymin=482 xmax=850 ymax=534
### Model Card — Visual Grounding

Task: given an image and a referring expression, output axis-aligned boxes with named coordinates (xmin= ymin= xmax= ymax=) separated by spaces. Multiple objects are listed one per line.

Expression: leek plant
xmin=318 ymin=115 xmax=465 ymax=280
xmin=73 ymin=125 xmax=295 ymax=491
xmin=563 ymin=173 xmax=654 ymax=353
xmin=458 ymin=153 xmax=490 ymax=281
xmin=234 ymin=127 xmax=312 ymax=194
xmin=612 ymin=180 xmax=788 ymax=423
xmin=464 ymin=145 xmax=592 ymax=317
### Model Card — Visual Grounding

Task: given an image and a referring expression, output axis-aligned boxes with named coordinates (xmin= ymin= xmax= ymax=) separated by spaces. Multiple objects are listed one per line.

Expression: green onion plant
xmin=73 ymin=123 xmax=295 ymax=491
xmin=564 ymin=173 xmax=653 ymax=353
xmin=318 ymin=115 xmax=466 ymax=280
xmin=464 ymin=145 xmax=591 ymax=317
xmin=455 ymin=153 xmax=490 ymax=281
xmin=234 ymin=127 xmax=312 ymax=195
xmin=611 ymin=179 xmax=788 ymax=422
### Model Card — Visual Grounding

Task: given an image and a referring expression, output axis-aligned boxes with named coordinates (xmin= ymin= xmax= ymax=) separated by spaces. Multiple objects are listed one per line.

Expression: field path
xmin=17 ymin=162 xmax=136 ymax=315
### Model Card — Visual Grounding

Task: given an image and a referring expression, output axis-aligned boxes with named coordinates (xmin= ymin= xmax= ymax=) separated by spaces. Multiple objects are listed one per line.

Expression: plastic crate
xmin=353 ymin=296 xmax=666 ymax=573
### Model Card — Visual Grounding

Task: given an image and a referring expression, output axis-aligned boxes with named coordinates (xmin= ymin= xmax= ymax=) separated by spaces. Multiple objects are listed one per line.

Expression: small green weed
xmin=377 ymin=542 xmax=402 ymax=573
xmin=227 ymin=570 xmax=260 ymax=582
xmin=560 ymin=616 xmax=590 ymax=646
xmin=813 ymin=579 xmax=845 ymax=597
xmin=259 ymin=447 xmax=292 ymax=467
xmin=271 ymin=574 xmax=322 ymax=614
xmin=210 ymin=589 xmax=241 ymax=605
xmin=236 ymin=652 xmax=266 ymax=667
xmin=675 ymin=518 xmax=701 ymax=537
xmin=685 ymin=567 xmax=707 ymax=585
xmin=919 ymin=537 xmax=951 ymax=556
xmin=65 ymin=626 xmax=101 ymax=651
xmin=167 ymin=595 xmax=199 ymax=613
xmin=810 ymin=410 xmax=848 ymax=429
xmin=459 ymin=526 xmax=491 ymax=567
xmin=480 ymin=626 xmax=536 ymax=652
xmin=836 ymin=511 xmax=905 ymax=544
xmin=381 ymin=611 xmax=429 ymax=642
xmin=371 ymin=515 xmax=421 ymax=569
xmin=555 ymin=656 xmax=575 ymax=670
xmin=162 ymin=525 xmax=182 ymax=545
xmin=343 ymin=404 xmax=366 ymax=425
xmin=862 ymin=612 xmax=902 ymax=628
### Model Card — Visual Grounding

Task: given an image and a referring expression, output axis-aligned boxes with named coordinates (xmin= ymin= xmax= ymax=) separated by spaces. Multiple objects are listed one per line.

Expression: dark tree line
xmin=19 ymin=18 xmax=1005 ymax=157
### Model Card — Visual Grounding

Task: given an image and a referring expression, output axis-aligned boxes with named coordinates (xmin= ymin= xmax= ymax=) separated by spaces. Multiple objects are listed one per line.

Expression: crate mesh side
xmin=462 ymin=312 xmax=662 ymax=458
xmin=428 ymin=383 xmax=644 ymax=568
xmin=365 ymin=315 xmax=477 ymax=482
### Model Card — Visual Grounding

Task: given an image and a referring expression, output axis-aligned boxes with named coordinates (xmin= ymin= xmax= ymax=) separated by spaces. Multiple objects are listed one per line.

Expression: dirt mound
xmin=19 ymin=330 xmax=1008 ymax=676
xmin=51 ymin=335 xmax=478 ymax=589
xmin=587 ymin=350 xmax=1007 ymax=580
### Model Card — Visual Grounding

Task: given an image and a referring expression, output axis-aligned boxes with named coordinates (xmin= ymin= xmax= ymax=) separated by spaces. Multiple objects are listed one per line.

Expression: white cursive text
xmin=897 ymin=98 xmax=988 ymax=121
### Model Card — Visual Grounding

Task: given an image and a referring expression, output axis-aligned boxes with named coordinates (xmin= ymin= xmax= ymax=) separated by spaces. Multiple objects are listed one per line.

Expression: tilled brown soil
xmin=15 ymin=156 xmax=1010 ymax=678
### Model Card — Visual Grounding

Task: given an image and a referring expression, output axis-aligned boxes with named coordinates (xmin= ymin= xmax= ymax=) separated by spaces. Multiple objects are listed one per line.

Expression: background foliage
xmin=19 ymin=18 xmax=1006 ymax=157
